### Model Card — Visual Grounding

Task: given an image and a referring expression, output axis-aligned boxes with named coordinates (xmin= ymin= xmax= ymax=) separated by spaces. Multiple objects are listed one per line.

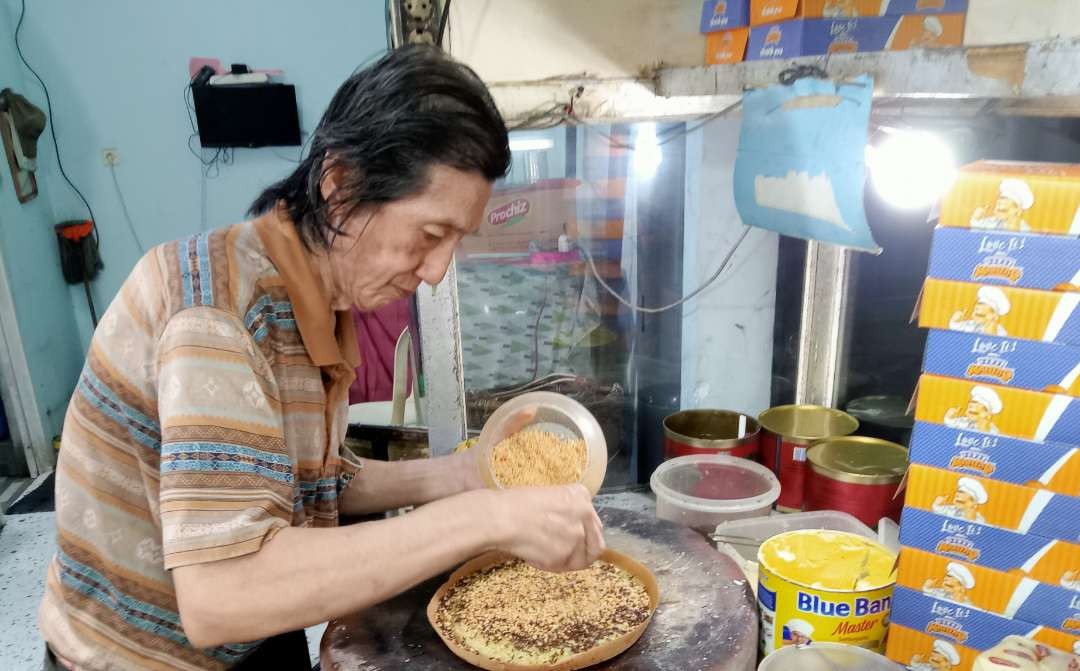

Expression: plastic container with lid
xmin=476 ymin=391 xmax=608 ymax=495
xmin=758 ymin=643 xmax=904 ymax=671
xmin=650 ymin=454 xmax=780 ymax=534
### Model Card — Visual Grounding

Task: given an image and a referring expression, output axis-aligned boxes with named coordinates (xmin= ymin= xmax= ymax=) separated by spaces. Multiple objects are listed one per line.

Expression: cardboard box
xmin=700 ymin=0 xmax=750 ymax=32
xmin=890 ymin=586 xmax=1080 ymax=660
xmin=897 ymin=546 xmax=1080 ymax=634
xmin=941 ymin=161 xmax=1080 ymax=237
xmin=887 ymin=624 xmax=981 ymax=671
xmin=746 ymin=14 xmax=964 ymax=60
xmin=905 ymin=464 xmax=1080 ymax=542
xmin=919 ymin=278 xmax=1080 ymax=348
xmin=927 ymin=226 xmax=1080 ymax=292
xmin=465 ymin=179 xmax=579 ymax=256
xmin=908 ymin=422 xmax=1080 ymax=497
xmin=922 ymin=331 xmax=1080 ymax=398
xmin=751 ymin=0 xmax=968 ymax=25
xmin=914 ymin=374 xmax=1080 ymax=445
xmin=898 ymin=507 xmax=1080 ymax=585
xmin=706 ymin=28 xmax=751 ymax=64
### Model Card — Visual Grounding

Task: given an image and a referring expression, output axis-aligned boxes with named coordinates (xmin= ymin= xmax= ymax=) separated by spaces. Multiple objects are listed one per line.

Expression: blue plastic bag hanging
xmin=734 ymin=74 xmax=880 ymax=253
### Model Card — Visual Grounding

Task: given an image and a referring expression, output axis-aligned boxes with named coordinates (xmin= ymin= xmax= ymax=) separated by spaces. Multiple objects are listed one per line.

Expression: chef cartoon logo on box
xmin=887 ymin=624 xmax=978 ymax=671
xmin=971 ymin=178 xmax=1036 ymax=233
xmin=932 ymin=474 xmax=989 ymax=524
xmin=906 ymin=464 xmax=1038 ymax=533
xmin=949 ymin=286 xmax=1011 ymax=337
xmin=909 ymin=638 xmax=962 ymax=671
xmin=943 ymin=385 xmax=1003 ymax=436
xmin=921 ymin=562 xmax=976 ymax=605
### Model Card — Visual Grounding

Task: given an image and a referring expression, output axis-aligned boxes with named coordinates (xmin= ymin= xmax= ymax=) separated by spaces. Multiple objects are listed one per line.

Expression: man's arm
xmin=339 ymin=451 xmax=478 ymax=515
xmin=174 ymin=485 xmax=604 ymax=648
xmin=339 ymin=409 xmax=534 ymax=515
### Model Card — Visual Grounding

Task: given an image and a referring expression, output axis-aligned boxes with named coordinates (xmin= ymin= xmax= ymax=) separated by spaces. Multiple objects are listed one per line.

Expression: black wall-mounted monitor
xmin=192 ymin=83 xmax=301 ymax=148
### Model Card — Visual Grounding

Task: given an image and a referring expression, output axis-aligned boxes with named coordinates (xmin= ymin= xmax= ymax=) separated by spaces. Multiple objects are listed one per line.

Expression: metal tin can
xmin=758 ymin=405 xmax=859 ymax=512
xmin=758 ymin=530 xmax=897 ymax=655
xmin=663 ymin=410 xmax=760 ymax=460
xmin=805 ymin=437 xmax=909 ymax=528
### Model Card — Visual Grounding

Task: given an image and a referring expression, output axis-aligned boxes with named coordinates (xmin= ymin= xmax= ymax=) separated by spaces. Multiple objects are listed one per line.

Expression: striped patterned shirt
xmin=39 ymin=210 xmax=361 ymax=670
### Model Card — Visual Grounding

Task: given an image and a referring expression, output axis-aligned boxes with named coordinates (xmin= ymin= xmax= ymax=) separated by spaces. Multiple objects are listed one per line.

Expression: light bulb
xmin=869 ymin=131 xmax=957 ymax=209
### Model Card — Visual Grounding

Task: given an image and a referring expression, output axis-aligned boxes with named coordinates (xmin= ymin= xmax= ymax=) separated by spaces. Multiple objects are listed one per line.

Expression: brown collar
xmin=253 ymin=208 xmax=360 ymax=370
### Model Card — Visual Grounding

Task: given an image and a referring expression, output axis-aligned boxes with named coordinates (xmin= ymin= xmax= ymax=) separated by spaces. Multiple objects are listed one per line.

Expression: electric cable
xmin=577 ymin=226 xmax=752 ymax=314
xmin=14 ymin=0 xmax=99 ymax=243
xmin=107 ymin=164 xmax=146 ymax=254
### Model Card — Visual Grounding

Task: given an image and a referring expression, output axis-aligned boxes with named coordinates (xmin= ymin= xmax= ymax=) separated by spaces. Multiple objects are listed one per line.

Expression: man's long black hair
xmin=250 ymin=45 xmax=511 ymax=249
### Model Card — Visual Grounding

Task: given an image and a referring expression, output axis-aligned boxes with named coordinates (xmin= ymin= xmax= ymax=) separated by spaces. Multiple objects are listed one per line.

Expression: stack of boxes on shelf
xmin=887 ymin=162 xmax=1080 ymax=670
xmin=700 ymin=0 xmax=752 ymax=65
xmin=746 ymin=0 xmax=967 ymax=61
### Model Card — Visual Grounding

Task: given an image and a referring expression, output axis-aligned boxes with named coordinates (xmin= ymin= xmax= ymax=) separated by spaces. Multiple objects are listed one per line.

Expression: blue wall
xmin=0 ymin=2 xmax=84 ymax=444
xmin=7 ymin=0 xmax=388 ymax=348
xmin=0 ymin=0 xmax=387 ymax=457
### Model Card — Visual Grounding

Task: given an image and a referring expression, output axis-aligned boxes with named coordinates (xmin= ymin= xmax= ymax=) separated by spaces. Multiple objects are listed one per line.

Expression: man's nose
xmin=416 ymin=244 xmax=455 ymax=285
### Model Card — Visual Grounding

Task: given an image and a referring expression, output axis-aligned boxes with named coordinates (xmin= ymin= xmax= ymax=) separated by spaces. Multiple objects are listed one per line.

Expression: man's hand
xmin=487 ymin=484 xmax=605 ymax=572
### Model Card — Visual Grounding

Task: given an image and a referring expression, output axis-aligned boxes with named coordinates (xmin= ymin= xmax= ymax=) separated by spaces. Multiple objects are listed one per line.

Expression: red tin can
xmin=757 ymin=405 xmax=859 ymax=512
xmin=663 ymin=410 xmax=760 ymax=460
xmin=804 ymin=437 xmax=908 ymax=528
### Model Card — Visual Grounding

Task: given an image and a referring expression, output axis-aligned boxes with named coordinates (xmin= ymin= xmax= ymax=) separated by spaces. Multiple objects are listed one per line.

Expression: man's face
xmin=964 ymin=400 xmax=993 ymax=426
xmin=971 ymin=300 xmax=999 ymax=325
xmin=993 ymin=196 xmax=1023 ymax=225
xmin=321 ymin=164 xmax=493 ymax=311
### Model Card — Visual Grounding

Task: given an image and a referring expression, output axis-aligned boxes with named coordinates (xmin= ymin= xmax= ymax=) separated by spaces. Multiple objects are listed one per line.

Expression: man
xmin=971 ymin=178 xmax=1035 ymax=232
xmin=944 ymin=385 xmax=1003 ymax=435
xmin=922 ymin=562 xmax=976 ymax=604
xmin=949 ymin=286 xmax=1010 ymax=337
xmin=783 ymin=619 xmax=814 ymax=647
xmin=39 ymin=46 xmax=604 ymax=671
xmin=933 ymin=477 xmax=989 ymax=523
xmin=910 ymin=639 xmax=961 ymax=671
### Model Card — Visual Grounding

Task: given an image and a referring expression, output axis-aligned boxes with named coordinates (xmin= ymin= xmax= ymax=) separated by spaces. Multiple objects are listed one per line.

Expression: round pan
xmin=427 ymin=549 xmax=660 ymax=671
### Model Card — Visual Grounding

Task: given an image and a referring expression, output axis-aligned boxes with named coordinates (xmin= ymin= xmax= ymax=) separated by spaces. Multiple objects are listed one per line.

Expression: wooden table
xmin=321 ymin=505 xmax=758 ymax=670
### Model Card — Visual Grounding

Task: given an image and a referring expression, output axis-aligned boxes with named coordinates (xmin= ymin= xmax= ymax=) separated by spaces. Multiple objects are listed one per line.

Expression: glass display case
xmin=393 ymin=112 xmax=1080 ymax=491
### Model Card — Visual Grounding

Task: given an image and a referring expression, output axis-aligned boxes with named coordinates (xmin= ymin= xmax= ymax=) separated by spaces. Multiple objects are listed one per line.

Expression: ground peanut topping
xmin=436 ymin=559 xmax=651 ymax=666
xmin=490 ymin=429 xmax=587 ymax=488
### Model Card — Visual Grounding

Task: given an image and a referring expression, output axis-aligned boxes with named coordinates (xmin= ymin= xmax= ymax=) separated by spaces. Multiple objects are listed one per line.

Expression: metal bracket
xmin=414 ymin=257 xmax=467 ymax=455
xmin=794 ymin=241 xmax=853 ymax=407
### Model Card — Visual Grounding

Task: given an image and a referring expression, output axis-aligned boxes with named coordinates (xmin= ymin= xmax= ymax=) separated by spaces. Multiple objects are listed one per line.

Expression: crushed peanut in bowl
xmin=490 ymin=429 xmax=588 ymax=488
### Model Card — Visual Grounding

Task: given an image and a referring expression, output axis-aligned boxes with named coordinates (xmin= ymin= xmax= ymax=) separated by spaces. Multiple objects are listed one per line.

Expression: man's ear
xmin=320 ymin=158 xmax=344 ymax=202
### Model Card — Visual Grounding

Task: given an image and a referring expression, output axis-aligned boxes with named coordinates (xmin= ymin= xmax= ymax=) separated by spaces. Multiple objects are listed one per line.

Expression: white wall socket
xmin=101 ymin=148 xmax=120 ymax=166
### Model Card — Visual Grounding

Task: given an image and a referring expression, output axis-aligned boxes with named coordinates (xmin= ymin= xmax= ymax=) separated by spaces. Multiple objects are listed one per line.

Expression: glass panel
xmin=456 ymin=119 xmax=779 ymax=488
xmin=834 ymin=116 xmax=1080 ymax=446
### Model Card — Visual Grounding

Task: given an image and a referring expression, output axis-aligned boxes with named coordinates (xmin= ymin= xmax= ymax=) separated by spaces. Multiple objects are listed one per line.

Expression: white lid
xmin=650 ymin=454 xmax=780 ymax=514
xmin=758 ymin=643 xmax=903 ymax=671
